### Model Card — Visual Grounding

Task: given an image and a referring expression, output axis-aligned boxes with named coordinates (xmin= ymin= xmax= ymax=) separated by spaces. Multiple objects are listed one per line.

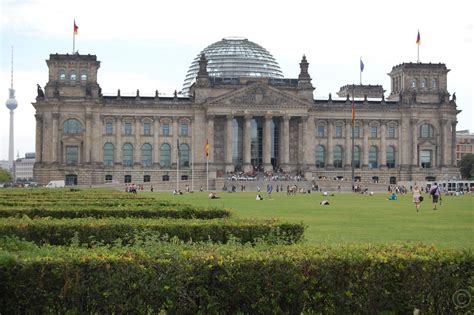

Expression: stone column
xmin=35 ymin=114 xmax=43 ymax=163
xmin=85 ymin=111 xmax=92 ymax=163
xmin=362 ymin=120 xmax=369 ymax=168
xmin=243 ymin=115 xmax=252 ymax=171
xmin=206 ymin=115 xmax=215 ymax=164
xmin=153 ymin=117 xmax=160 ymax=165
xmin=451 ymin=120 xmax=457 ymax=166
xmin=172 ymin=117 xmax=179 ymax=166
xmin=52 ymin=112 xmax=59 ymax=163
xmin=225 ymin=115 xmax=234 ymax=172
xmin=411 ymin=119 xmax=418 ymax=166
xmin=280 ymin=115 xmax=290 ymax=171
xmin=344 ymin=120 xmax=351 ymax=168
xmin=133 ymin=117 xmax=141 ymax=165
xmin=92 ymin=112 xmax=101 ymax=163
xmin=305 ymin=116 xmax=315 ymax=167
xmin=380 ymin=121 xmax=387 ymax=168
xmin=263 ymin=115 xmax=272 ymax=171
xmin=115 ymin=118 xmax=122 ymax=164
xmin=327 ymin=120 xmax=334 ymax=168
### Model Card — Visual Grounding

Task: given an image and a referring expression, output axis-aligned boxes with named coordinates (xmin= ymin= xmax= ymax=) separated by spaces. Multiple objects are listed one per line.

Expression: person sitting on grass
xmin=208 ymin=192 xmax=219 ymax=199
xmin=256 ymin=193 xmax=263 ymax=200
xmin=387 ymin=192 xmax=397 ymax=200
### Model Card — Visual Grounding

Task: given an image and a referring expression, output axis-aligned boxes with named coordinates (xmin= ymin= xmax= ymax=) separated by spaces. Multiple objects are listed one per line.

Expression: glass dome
xmin=182 ymin=37 xmax=283 ymax=95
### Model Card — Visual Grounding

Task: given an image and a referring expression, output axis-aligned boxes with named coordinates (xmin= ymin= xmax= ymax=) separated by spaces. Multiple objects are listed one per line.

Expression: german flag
xmin=205 ymin=140 xmax=209 ymax=160
xmin=74 ymin=20 xmax=78 ymax=35
xmin=416 ymin=30 xmax=421 ymax=45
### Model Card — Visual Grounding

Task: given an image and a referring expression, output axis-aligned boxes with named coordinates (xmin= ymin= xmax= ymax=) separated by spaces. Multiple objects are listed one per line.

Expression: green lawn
xmin=148 ymin=191 xmax=474 ymax=250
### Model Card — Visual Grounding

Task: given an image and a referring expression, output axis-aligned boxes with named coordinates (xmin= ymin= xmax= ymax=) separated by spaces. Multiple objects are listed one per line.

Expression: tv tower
xmin=5 ymin=47 xmax=17 ymax=170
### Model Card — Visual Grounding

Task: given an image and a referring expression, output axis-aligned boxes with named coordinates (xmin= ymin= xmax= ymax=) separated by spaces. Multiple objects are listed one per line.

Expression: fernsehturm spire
xmin=5 ymin=47 xmax=18 ymax=170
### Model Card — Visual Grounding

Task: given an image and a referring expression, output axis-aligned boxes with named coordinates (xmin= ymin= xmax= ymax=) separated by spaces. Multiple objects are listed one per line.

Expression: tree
xmin=0 ymin=169 xmax=12 ymax=182
xmin=458 ymin=153 xmax=474 ymax=179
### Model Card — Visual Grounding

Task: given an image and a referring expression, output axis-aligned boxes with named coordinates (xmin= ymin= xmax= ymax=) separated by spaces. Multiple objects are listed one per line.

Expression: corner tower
xmin=44 ymin=53 xmax=101 ymax=99
xmin=387 ymin=62 xmax=450 ymax=104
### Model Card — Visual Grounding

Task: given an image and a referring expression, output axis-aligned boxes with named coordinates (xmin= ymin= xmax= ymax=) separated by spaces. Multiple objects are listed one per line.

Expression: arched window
xmin=386 ymin=146 xmax=395 ymax=168
xmin=160 ymin=143 xmax=171 ymax=167
xmin=411 ymin=78 xmax=417 ymax=89
xmin=80 ymin=70 xmax=87 ymax=81
xmin=421 ymin=78 xmax=427 ymax=89
xmin=70 ymin=70 xmax=76 ymax=81
xmin=141 ymin=143 xmax=152 ymax=167
xmin=420 ymin=124 xmax=434 ymax=138
xmin=179 ymin=143 xmax=189 ymax=167
xmin=353 ymin=145 xmax=361 ymax=168
xmin=63 ymin=119 xmax=83 ymax=134
xmin=59 ymin=69 xmax=66 ymax=81
xmin=123 ymin=144 xmax=133 ymax=167
xmin=369 ymin=145 xmax=378 ymax=169
xmin=333 ymin=145 xmax=343 ymax=168
xmin=103 ymin=143 xmax=114 ymax=166
xmin=315 ymin=145 xmax=325 ymax=168
xmin=432 ymin=78 xmax=437 ymax=89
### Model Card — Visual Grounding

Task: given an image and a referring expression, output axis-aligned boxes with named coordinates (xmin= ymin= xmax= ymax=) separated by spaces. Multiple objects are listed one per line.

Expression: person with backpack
xmin=430 ymin=183 xmax=441 ymax=210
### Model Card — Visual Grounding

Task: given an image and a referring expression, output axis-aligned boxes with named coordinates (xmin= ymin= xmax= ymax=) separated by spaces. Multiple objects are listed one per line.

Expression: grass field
xmin=148 ymin=191 xmax=474 ymax=250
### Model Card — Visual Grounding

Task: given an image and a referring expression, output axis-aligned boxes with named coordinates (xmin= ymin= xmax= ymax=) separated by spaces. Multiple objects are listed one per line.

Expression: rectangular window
xmin=124 ymin=175 xmax=132 ymax=183
xmin=144 ymin=123 xmax=151 ymax=135
xmin=105 ymin=175 xmax=113 ymax=183
xmin=370 ymin=126 xmax=378 ymax=138
xmin=420 ymin=150 xmax=432 ymax=168
xmin=180 ymin=123 xmax=189 ymax=136
xmin=162 ymin=124 xmax=170 ymax=136
xmin=354 ymin=126 xmax=361 ymax=138
xmin=143 ymin=175 xmax=151 ymax=182
xmin=124 ymin=122 xmax=132 ymax=135
xmin=317 ymin=126 xmax=325 ymax=137
xmin=106 ymin=122 xmax=113 ymax=135
xmin=335 ymin=126 xmax=343 ymax=138
xmin=388 ymin=126 xmax=396 ymax=138
xmin=66 ymin=146 xmax=78 ymax=166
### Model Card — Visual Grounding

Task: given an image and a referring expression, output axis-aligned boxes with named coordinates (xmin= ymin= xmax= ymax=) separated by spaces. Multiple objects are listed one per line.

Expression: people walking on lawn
xmin=429 ymin=183 xmax=441 ymax=210
xmin=412 ymin=185 xmax=422 ymax=212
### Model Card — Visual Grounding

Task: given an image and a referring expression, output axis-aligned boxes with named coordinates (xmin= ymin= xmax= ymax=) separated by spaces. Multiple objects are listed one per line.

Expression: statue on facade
xmin=98 ymin=87 xmax=102 ymax=97
xmin=452 ymin=92 xmax=456 ymax=102
xmin=136 ymin=89 xmax=140 ymax=97
xmin=36 ymin=84 xmax=44 ymax=98
xmin=85 ymin=85 xmax=92 ymax=96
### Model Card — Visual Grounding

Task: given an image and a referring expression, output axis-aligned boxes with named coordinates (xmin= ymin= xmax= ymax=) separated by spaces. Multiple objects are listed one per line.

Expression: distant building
xmin=456 ymin=130 xmax=474 ymax=163
xmin=0 ymin=160 xmax=11 ymax=172
xmin=14 ymin=152 xmax=35 ymax=181
xmin=33 ymin=38 xmax=460 ymax=187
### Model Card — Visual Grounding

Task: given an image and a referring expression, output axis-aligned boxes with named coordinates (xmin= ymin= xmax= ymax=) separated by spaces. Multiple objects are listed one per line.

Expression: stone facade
xmin=32 ymin=53 xmax=460 ymax=187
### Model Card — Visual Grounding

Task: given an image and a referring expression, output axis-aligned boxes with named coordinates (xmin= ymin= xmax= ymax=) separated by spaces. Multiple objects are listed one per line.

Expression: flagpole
xmin=176 ymin=141 xmax=179 ymax=192
xmin=206 ymin=156 xmax=209 ymax=191
xmin=351 ymin=88 xmax=355 ymax=192
xmin=191 ymin=122 xmax=194 ymax=192
xmin=73 ymin=30 xmax=75 ymax=54
xmin=417 ymin=44 xmax=419 ymax=63
xmin=360 ymin=57 xmax=362 ymax=85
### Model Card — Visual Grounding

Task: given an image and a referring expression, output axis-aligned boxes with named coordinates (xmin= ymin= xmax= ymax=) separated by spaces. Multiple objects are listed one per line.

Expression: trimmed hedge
xmin=0 ymin=207 xmax=231 ymax=220
xmin=0 ymin=240 xmax=472 ymax=314
xmin=0 ymin=217 xmax=305 ymax=245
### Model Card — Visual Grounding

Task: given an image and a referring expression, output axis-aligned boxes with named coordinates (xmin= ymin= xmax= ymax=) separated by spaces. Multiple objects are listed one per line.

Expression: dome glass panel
xmin=182 ymin=37 xmax=283 ymax=95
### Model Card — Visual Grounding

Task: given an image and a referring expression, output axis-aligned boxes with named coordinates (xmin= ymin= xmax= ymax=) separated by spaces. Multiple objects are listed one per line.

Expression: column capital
xmin=301 ymin=115 xmax=309 ymax=123
xmin=244 ymin=114 xmax=253 ymax=121
xmin=410 ymin=118 xmax=418 ymax=125
xmin=451 ymin=120 xmax=458 ymax=126
xmin=440 ymin=118 xmax=449 ymax=125
xmin=52 ymin=112 xmax=60 ymax=119
xmin=35 ymin=114 xmax=43 ymax=121
xmin=206 ymin=114 xmax=215 ymax=120
xmin=264 ymin=114 xmax=273 ymax=121
xmin=226 ymin=114 xmax=233 ymax=121
xmin=282 ymin=114 xmax=290 ymax=122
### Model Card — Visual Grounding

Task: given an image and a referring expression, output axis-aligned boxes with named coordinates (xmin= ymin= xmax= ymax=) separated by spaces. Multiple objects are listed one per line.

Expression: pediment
xmin=205 ymin=83 xmax=311 ymax=108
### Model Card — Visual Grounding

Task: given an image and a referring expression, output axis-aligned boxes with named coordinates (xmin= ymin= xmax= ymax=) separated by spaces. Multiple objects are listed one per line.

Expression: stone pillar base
xmin=243 ymin=164 xmax=253 ymax=173
xmin=304 ymin=171 xmax=313 ymax=180
xmin=263 ymin=163 xmax=273 ymax=172
xmin=225 ymin=164 xmax=235 ymax=173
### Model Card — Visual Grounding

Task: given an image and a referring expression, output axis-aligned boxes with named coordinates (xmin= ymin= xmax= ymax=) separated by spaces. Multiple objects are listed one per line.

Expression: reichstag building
xmin=33 ymin=37 xmax=460 ymax=187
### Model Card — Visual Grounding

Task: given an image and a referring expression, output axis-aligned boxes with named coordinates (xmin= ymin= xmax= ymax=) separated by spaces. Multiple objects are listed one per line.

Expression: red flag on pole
xmin=74 ymin=20 xmax=79 ymax=35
